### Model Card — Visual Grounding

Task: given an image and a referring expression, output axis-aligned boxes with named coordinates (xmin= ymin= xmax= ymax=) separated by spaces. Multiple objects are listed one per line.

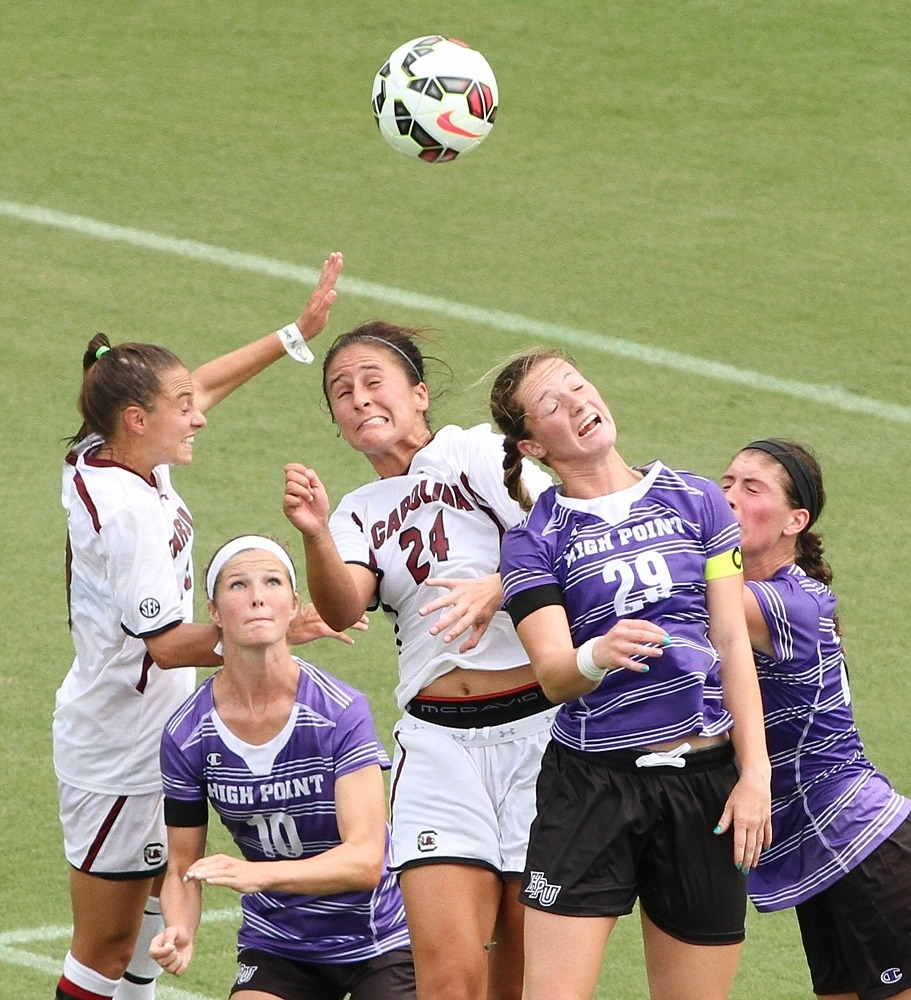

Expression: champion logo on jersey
xmin=144 ymin=842 xmax=164 ymax=866
xmin=881 ymin=968 xmax=903 ymax=986
xmin=139 ymin=597 xmax=161 ymax=618
xmin=417 ymin=830 xmax=438 ymax=852
xmin=207 ymin=752 xmax=222 ymax=766
xmin=235 ymin=963 xmax=258 ymax=986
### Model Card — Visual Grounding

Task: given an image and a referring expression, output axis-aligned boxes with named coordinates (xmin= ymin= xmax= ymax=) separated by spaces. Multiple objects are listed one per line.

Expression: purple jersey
xmin=746 ymin=565 xmax=909 ymax=911
xmin=501 ymin=462 xmax=740 ymax=752
xmin=161 ymin=658 xmax=409 ymax=962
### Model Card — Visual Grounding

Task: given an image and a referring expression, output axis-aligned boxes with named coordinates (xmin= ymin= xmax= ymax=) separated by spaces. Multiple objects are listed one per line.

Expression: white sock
xmin=113 ymin=896 xmax=164 ymax=999
xmin=61 ymin=950 xmax=120 ymax=998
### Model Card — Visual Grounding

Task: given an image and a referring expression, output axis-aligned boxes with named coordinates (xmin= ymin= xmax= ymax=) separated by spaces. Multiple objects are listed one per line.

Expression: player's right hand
xmin=296 ymin=251 xmax=344 ymax=341
xmin=149 ymin=925 xmax=194 ymax=977
xmin=283 ymin=463 xmax=331 ymax=536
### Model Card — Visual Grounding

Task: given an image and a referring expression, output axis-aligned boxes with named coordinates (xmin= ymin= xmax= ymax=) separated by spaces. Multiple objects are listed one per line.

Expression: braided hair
xmin=489 ymin=349 xmax=564 ymax=511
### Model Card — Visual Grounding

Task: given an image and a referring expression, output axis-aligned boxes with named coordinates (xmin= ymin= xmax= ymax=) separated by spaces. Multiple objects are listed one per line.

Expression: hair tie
xmin=744 ymin=439 xmax=820 ymax=527
xmin=94 ymin=345 xmax=111 ymax=361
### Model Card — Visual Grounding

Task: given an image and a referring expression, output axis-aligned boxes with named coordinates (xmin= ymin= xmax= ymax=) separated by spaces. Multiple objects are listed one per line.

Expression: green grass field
xmin=2 ymin=3 xmax=910 ymax=997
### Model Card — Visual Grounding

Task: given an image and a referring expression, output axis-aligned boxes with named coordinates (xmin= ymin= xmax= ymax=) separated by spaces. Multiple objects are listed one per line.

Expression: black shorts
xmin=520 ymin=739 xmax=746 ymax=946
xmin=229 ymin=947 xmax=416 ymax=1000
xmin=795 ymin=814 xmax=911 ymax=1000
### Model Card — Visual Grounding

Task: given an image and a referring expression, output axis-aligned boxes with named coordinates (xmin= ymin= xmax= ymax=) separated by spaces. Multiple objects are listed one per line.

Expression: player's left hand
xmin=419 ymin=574 xmax=504 ymax=652
xmin=149 ymin=925 xmax=194 ymax=977
xmin=714 ymin=769 xmax=772 ymax=873
xmin=287 ymin=602 xmax=368 ymax=646
xmin=296 ymin=252 xmax=344 ymax=341
xmin=183 ymin=853 xmax=266 ymax=894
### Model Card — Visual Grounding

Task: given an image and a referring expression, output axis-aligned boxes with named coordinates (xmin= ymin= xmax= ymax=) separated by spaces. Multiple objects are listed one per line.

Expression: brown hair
xmin=321 ymin=320 xmax=455 ymax=423
xmin=489 ymin=349 xmax=565 ymax=511
xmin=67 ymin=333 xmax=184 ymax=446
xmin=741 ymin=440 xmax=833 ymax=587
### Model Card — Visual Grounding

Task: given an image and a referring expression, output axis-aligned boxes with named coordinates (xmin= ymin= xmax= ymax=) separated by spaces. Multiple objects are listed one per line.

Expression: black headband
xmin=743 ymin=439 xmax=820 ymax=528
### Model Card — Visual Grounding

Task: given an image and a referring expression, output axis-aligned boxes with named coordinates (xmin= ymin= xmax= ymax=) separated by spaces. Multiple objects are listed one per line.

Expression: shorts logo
xmin=144 ymin=842 xmax=164 ymax=866
xmin=139 ymin=597 xmax=161 ymax=619
xmin=881 ymin=968 xmax=903 ymax=986
xmin=525 ymin=870 xmax=562 ymax=907
xmin=235 ymin=963 xmax=258 ymax=986
xmin=417 ymin=830 xmax=438 ymax=852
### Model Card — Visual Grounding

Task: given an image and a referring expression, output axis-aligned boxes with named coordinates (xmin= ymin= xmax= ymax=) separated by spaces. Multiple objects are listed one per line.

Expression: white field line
xmin=2 ymin=198 xmax=910 ymax=425
xmin=0 ymin=907 xmax=240 ymax=1000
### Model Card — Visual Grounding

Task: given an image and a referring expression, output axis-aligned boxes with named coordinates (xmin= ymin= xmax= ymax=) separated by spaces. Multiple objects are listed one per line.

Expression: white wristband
xmin=576 ymin=638 xmax=607 ymax=682
xmin=278 ymin=322 xmax=315 ymax=365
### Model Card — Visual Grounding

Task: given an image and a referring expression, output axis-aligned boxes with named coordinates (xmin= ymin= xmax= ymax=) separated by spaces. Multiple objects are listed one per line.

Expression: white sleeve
xmin=329 ymin=494 xmax=373 ymax=566
xmin=102 ymin=505 xmax=186 ymax=638
xmin=462 ymin=424 xmax=553 ymax=529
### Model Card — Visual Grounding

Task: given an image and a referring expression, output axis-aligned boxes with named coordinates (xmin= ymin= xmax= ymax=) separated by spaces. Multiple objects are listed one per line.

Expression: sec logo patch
xmin=139 ymin=598 xmax=161 ymax=618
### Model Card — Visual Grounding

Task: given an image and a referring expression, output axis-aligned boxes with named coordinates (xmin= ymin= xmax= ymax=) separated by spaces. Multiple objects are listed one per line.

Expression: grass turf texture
xmin=1 ymin=2 xmax=909 ymax=997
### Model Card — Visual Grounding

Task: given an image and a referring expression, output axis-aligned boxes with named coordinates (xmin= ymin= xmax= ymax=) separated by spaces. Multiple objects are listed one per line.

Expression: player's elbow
xmin=347 ymin=844 xmax=385 ymax=890
xmin=143 ymin=630 xmax=189 ymax=670
xmin=312 ymin=595 xmax=364 ymax=633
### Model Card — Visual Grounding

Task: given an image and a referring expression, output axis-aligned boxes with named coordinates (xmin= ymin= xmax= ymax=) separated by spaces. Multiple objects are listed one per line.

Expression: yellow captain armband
xmin=705 ymin=546 xmax=743 ymax=581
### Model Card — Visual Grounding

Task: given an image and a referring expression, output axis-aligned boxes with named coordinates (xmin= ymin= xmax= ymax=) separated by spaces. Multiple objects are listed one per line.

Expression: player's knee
xmin=416 ymin=955 xmax=487 ymax=1000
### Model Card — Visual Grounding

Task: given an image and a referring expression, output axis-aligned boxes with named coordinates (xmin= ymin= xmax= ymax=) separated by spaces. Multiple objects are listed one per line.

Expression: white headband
xmin=205 ymin=536 xmax=297 ymax=599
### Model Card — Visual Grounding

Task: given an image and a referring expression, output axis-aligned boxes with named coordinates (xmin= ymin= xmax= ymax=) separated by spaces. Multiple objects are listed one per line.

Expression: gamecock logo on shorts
xmin=417 ymin=830 xmax=438 ymax=852
xmin=144 ymin=842 xmax=164 ymax=866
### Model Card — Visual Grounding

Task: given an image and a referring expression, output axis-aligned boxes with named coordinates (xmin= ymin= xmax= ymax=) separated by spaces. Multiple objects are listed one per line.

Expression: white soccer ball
xmin=371 ymin=36 xmax=498 ymax=163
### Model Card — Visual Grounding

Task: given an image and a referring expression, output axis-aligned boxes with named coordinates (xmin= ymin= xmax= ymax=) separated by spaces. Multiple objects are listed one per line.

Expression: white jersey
xmin=330 ymin=424 xmax=552 ymax=708
xmin=55 ymin=435 xmax=196 ymax=795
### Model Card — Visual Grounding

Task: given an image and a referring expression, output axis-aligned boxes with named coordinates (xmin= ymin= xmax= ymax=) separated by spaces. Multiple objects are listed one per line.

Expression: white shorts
xmin=389 ymin=708 xmax=555 ymax=876
xmin=58 ymin=782 xmax=168 ymax=878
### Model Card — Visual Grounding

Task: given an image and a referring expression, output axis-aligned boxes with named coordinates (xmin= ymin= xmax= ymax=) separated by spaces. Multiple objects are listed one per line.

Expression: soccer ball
xmin=371 ymin=36 xmax=498 ymax=163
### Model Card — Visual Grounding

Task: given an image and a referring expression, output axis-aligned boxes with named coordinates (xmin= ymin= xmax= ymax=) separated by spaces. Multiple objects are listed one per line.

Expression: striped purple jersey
xmin=746 ymin=565 xmax=909 ymax=911
xmin=160 ymin=658 xmax=410 ymax=962
xmin=500 ymin=462 xmax=741 ymax=752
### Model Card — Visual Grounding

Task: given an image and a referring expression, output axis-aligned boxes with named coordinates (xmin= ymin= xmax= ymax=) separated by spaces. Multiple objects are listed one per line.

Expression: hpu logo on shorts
xmin=881 ymin=968 xmax=903 ymax=986
xmin=139 ymin=597 xmax=161 ymax=618
xmin=525 ymin=871 xmax=562 ymax=907
xmin=417 ymin=830 xmax=438 ymax=852
xmin=144 ymin=842 xmax=164 ymax=866
xmin=235 ymin=963 xmax=258 ymax=985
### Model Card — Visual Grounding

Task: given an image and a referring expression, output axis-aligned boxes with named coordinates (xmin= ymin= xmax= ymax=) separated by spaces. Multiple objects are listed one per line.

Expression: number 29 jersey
xmin=330 ymin=423 xmax=553 ymax=709
xmin=501 ymin=461 xmax=743 ymax=753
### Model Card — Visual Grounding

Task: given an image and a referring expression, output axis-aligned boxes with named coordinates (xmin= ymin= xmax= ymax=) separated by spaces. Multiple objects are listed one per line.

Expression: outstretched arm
xmin=283 ymin=463 xmax=377 ymax=631
xmin=191 ymin=252 xmax=343 ymax=412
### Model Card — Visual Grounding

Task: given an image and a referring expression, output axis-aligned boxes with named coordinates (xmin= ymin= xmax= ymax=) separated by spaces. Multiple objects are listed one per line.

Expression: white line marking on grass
xmin=3 ymin=199 xmax=910 ymax=424
xmin=0 ymin=907 xmax=240 ymax=1000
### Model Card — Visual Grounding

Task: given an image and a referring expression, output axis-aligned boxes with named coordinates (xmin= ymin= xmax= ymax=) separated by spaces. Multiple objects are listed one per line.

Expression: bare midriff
xmin=420 ymin=663 xmax=538 ymax=699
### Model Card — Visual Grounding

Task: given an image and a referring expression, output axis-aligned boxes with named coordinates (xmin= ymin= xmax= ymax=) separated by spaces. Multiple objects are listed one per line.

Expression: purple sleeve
xmin=160 ymin=724 xmax=206 ymax=803
xmin=500 ymin=512 xmax=558 ymax=607
xmin=698 ymin=478 xmax=742 ymax=559
xmin=331 ymin=694 xmax=391 ymax=778
xmin=746 ymin=576 xmax=822 ymax=666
